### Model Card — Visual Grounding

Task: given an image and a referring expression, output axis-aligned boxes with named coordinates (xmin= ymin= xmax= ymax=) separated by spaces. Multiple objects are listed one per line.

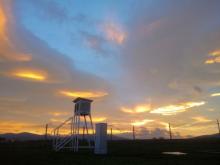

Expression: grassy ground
xmin=1 ymin=139 xmax=220 ymax=165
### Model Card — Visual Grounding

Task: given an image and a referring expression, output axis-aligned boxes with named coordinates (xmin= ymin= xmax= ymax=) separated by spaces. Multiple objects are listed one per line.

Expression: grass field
xmin=1 ymin=139 xmax=220 ymax=165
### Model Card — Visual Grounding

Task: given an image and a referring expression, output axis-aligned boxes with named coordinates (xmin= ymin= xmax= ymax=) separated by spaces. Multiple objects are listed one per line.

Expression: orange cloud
xmin=48 ymin=111 xmax=70 ymax=117
xmin=209 ymin=50 xmax=220 ymax=57
xmin=191 ymin=116 xmax=212 ymax=123
xmin=6 ymin=53 xmax=32 ymax=62
xmin=150 ymin=101 xmax=205 ymax=115
xmin=93 ymin=117 xmax=107 ymax=122
xmin=0 ymin=3 xmax=8 ymax=43
xmin=205 ymin=59 xmax=215 ymax=64
xmin=107 ymin=129 xmax=131 ymax=134
xmin=121 ymin=104 xmax=151 ymax=114
xmin=59 ymin=90 xmax=108 ymax=98
xmin=205 ymin=49 xmax=220 ymax=64
xmin=103 ymin=22 xmax=126 ymax=44
xmin=131 ymin=119 xmax=154 ymax=126
xmin=0 ymin=1 xmax=32 ymax=62
xmin=9 ymin=69 xmax=48 ymax=81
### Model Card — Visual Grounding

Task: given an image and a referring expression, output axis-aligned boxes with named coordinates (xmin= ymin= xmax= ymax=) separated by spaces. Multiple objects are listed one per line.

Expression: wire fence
xmin=107 ymin=119 xmax=220 ymax=140
xmin=44 ymin=119 xmax=220 ymax=140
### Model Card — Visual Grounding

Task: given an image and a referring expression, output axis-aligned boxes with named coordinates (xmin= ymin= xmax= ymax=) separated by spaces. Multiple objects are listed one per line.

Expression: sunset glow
xmin=0 ymin=5 xmax=7 ymax=41
xmin=205 ymin=50 xmax=220 ymax=64
xmin=150 ymin=101 xmax=206 ymax=115
xmin=131 ymin=119 xmax=154 ymax=126
xmin=121 ymin=104 xmax=151 ymax=114
xmin=191 ymin=116 xmax=212 ymax=123
xmin=59 ymin=90 xmax=108 ymax=98
xmin=93 ymin=117 xmax=107 ymax=122
xmin=11 ymin=70 xmax=47 ymax=81
xmin=209 ymin=50 xmax=220 ymax=57
xmin=1 ymin=0 xmax=220 ymax=139
xmin=210 ymin=93 xmax=220 ymax=97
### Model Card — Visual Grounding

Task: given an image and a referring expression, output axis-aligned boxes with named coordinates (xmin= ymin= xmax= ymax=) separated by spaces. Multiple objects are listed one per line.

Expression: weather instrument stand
xmin=52 ymin=98 xmax=95 ymax=152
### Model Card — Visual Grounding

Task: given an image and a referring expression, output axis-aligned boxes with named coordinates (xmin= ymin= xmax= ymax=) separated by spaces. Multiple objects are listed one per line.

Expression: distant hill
xmin=193 ymin=133 xmax=220 ymax=139
xmin=3 ymin=132 xmax=219 ymax=141
xmin=0 ymin=132 xmax=127 ymax=141
xmin=0 ymin=132 xmax=45 ymax=141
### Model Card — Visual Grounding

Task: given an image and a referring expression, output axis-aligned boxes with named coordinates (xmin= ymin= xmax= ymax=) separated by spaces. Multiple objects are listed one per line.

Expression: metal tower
xmin=52 ymin=97 xmax=95 ymax=152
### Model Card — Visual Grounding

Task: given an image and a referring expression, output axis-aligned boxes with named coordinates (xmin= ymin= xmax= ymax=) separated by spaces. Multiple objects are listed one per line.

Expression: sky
xmin=0 ymin=0 xmax=220 ymax=138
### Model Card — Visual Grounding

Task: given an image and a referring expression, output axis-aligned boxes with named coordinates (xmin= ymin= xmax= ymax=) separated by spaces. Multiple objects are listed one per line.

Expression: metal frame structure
xmin=52 ymin=98 xmax=95 ymax=152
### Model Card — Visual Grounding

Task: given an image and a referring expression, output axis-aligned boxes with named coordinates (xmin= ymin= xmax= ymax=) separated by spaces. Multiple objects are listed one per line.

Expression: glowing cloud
xmin=10 ymin=53 xmax=32 ymax=62
xmin=93 ymin=117 xmax=107 ymax=122
xmin=205 ymin=59 xmax=215 ymax=64
xmin=103 ymin=22 xmax=126 ymax=44
xmin=209 ymin=50 xmax=220 ymax=57
xmin=0 ymin=4 xmax=8 ymax=42
xmin=11 ymin=69 xmax=47 ymax=81
xmin=59 ymin=90 xmax=108 ymax=98
xmin=150 ymin=101 xmax=205 ymax=115
xmin=0 ymin=2 xmax=32 ymax=62
xmin=48 ymin=112 xmax=70 ymax=117
xmin=131 ymin=119 xmax=154 ymax=126
xmin=210 ymin=93 xmax=220 ymax=97
xmin=205 ymin=50 xmax=220 ymax=64
xmin=121 ymin=104 xmax=151 ymax=114
xmin=0 ymin=120 xmax=43 ymax=134
xmin=192 ymin=116 xmax=212 ymax=123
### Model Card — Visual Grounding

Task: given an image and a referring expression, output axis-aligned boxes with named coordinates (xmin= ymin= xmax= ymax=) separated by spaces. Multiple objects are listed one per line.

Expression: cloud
xmin=59 ymin=90 xmax=108 ymax=98
xmin=131 ymin=119 xmax=154 ymax=126
xmin=210 ymin=93 xmax=220 ymax=97
xmin=209 ymin=50 xmax=220 ymax=57
xmin=135 ymin=127 xmax=183 ymax=139
xmin=92 ymin=117 xmax=107 ymax=123
xmin=115 ymin=0 xmax=220 ymax=109
xmin=121 ymin=103 xmax=151 ymax=114
xmin=1 ymin=0 xmax=220 ymax=138
xmin=150 ymin=101 xmax=205 ymax=115
xmin=48 ymin=111 xmax=70 ymax=117
xmin=80 ymin=31 xmax=110 ymax=55
xmin=205 ymin=49 xmax=220 ymax=64
xmin=0 ymin=0 xmax=111 ymax=134
xmin=191 ymin=116 xmax=212 ymax=123
xmin=114 ymin=127 xmax=183 ymax=139
xmin=102 ymin=22 xmax=126 ymax=44
xmin=0 ymin=1 xmax=32 ymax=62
xmin=8 ymin=68 xmax=48 ymax=82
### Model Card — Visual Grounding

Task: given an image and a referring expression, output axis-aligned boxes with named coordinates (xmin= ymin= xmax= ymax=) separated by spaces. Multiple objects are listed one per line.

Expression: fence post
xmin=45 ymin=123 xmax=48 ymax=140
xmin=110 ymin=127 xmax=113 ymax=141
xmin=132 ymin=126 xmax=135 ymax=140
xmin=217 ymin=119 xmax=220 ymax=134
xmin=168 ymin=123 xmax=172 ymax=140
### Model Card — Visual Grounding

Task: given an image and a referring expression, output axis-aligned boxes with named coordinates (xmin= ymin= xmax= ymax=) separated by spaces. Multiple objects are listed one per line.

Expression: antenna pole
xmin=132 ymin=126 xmax=135 ymax=140
xmin=168 ymin=123 xmax=172 ymax=140
xmin=217 ymin=119 xmax=220 ymax=134
xmin=45 ymin=123 xmax=48 ymax=140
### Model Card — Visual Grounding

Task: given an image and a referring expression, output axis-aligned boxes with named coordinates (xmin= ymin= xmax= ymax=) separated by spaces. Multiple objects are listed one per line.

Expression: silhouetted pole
xmin=110 ymin=127 xmax=113 ymax=141
xmin=45 ymin=123 xmax=48 ymax=140
xmin=168 ymin=123 xmax=172 ymax=140
xmin=132 ymin=126 xmax=135 ymax=140
xmin=82 ymin=126 xmax=85 ymax=140
xmin=217 ymin=119 xmax=220 ymax=134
